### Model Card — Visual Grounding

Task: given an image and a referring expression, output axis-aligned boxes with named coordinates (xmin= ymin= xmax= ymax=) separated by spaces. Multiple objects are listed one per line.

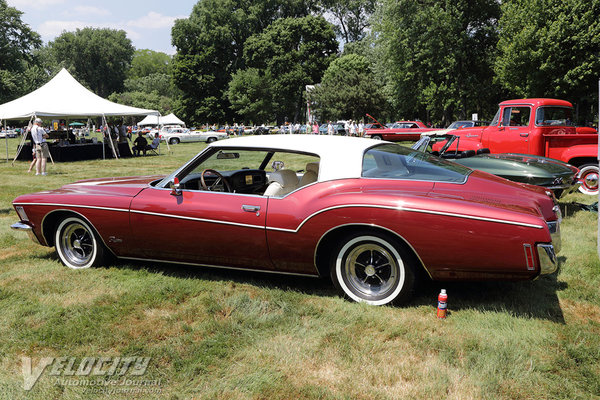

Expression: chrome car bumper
xmin=537 ymin=244 xmax=557 ymax=275
xmin=11 ymin=221 xmax=40 ymax=244
xmin=547 ymin=220 xmax=561 ymax=254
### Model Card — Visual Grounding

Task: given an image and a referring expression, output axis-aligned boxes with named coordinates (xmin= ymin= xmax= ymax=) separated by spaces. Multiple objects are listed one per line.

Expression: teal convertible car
xmin=413 ymin=135 xmax=579 ymax=196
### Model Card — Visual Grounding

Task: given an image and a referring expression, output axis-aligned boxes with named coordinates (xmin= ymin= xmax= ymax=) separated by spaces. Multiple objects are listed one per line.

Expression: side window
xmin=502 ymin=107 xmax=531 ymax=127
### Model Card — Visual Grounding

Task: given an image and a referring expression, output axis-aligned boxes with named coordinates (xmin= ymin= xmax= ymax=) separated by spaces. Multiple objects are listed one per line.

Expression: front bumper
xmin=537 ymin=244 xmax=557 ymax=275
xmin=11 ymin=221 xmax=40 ymax=244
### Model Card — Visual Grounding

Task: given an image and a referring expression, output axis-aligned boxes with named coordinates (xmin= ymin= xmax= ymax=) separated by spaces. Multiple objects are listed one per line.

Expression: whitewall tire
xmin=55 ymin=217 xmax=104 ymax=269
xmin=330 ymin=233 xmax=415 ymax=305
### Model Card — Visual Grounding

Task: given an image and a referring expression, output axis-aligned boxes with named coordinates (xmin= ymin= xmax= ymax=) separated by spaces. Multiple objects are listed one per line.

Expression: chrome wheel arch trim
xmin=39 ymin=208 xmax=118 ymax=258
xmin=313 ymin=222 xmax=432 ymax=279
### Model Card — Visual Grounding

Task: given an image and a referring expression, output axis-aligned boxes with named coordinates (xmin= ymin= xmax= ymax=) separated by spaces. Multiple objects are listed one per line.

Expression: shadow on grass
xmin=408 ymin=258 xmax=568 ymax=323
xmin=34 ymin=249 xmax=567 ymax=322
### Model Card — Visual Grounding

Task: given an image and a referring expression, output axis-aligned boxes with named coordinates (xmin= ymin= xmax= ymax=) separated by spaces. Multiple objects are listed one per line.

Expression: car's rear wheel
xmin=330 ymin=232 xmax=415 ymax=305
xmin=371 ymin=135 xmax=382 ymax=140
xmin=55 ymin=217 xmax=104 ymax=269
xmin=169 ymin=138 xmax=180 ymax=145
xmin=206 ymin=137 xmax=217 ymax=143
xmin=578 ymin=163 xmax=598 ymax=195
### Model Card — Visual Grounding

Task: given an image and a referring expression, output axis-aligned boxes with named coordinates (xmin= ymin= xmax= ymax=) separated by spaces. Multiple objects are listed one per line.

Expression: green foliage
xmin=0 ymin=0 xmax=41 ymax=103
xmin=375 ymin=0 xmax=501 ymax=125
xmin=171 ymin=0 xmax=320 ymax=125
xmin=49 ymin=28 xmax=135 ymax=98
xmin=226 ymin=68 xmax=274 ymax=124
xmin=128 ymin=49 xmax=171 ymax=79
xmin=108 ymin=91 xmax=173 ymax=115
xmin=239 ymin=15 xmax=338 ymax=123
xmin=124 ymin=72 xmax=181 ymax=98
xmin=311 ymin=54 xmax=386 ymax=121
xmin=319 ymin=0 xmax=376 ymax=43
xmin=495 ymin=0 xmax=600 ymax=123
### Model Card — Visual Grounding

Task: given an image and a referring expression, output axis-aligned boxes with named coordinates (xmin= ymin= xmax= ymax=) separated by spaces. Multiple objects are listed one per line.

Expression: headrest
xmin=306 ymin=162 xmax=319 ymax=173
xmin=269 ymin=169 xmax=298 ymax=187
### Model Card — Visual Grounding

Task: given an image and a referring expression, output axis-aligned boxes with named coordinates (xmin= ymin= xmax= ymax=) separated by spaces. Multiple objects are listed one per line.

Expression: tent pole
xmin=4 ymin=120 xmax=8 ymax=163
xmin=12 ymin=115 xmax=33 ymax=166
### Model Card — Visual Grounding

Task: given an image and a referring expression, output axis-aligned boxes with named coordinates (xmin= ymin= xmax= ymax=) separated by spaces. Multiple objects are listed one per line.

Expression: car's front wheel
xmin=578 ymin=163 xmax=599 ymax=195
xmin=206 ymin=137 xmax=217 ymax=143
xmin=169 ymin=137 xmax=180 ymax=145
xmin=330 ymin=232 xmax=415 ymax=305
xmin=55 ymin=217 xmax=105 ymax=269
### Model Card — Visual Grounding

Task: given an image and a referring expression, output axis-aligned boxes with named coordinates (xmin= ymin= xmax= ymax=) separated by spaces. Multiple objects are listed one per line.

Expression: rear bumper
xmin=537 ymin=244 xmax=558 ymax=275
xmin=11 ymin=221 xmax=40 ymax=244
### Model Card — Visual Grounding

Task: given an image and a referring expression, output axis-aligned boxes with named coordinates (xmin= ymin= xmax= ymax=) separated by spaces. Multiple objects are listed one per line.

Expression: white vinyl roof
xmin=137 ymin=113 xmax=185 ymax=126
xmin=0 ymin=68 xmax=159 ymax=120
xmin=210 ymin=134 xmax=387 ymax=181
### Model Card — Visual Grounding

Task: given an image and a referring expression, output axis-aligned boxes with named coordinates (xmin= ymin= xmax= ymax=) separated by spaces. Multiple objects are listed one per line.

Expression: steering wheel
xmin=200 ymin=169 xmax=232 ymax=192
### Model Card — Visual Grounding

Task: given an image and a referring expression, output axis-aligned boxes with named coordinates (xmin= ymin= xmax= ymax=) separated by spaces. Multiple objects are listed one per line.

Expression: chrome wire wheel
xmin=55 ymin=217 xmax=102 ymax=269
xmin=331 ymin=233 xmax=415 ymax=306
xmin=344 ymin=243 xmax=398 ymax=298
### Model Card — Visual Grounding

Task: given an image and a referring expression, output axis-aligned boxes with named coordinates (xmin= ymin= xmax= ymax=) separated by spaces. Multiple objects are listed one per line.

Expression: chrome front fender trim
xmin=11 ymin=221 xmax=40 ymax=244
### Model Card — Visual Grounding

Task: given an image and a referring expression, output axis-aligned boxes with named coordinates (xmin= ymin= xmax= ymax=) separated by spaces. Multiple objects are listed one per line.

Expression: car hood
xmin=58 ymin=175 xmax=166 ymax=196
xmin=454 ymin=153 xmax=577 ymax=178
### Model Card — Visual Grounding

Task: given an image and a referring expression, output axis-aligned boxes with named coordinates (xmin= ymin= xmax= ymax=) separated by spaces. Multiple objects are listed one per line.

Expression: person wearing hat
xmin=30 ymin=118 xmax=49 ymax=175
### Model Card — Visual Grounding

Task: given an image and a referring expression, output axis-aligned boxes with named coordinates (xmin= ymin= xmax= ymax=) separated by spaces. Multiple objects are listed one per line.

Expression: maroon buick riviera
xmin=12 ymin=135 xmax=560 ymax=305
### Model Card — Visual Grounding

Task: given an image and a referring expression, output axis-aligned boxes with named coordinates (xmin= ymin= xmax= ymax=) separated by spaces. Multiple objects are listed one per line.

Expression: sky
xmin=7 ymin=0 xmax=196 ymax=54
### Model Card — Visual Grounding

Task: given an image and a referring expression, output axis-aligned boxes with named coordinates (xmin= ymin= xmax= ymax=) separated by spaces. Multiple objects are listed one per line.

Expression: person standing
xmin=30 ymin=118 xmax=49 ymax=175
xmin=350 ymin=120 xmax=357 ymax=136
xmin=358 ymin=121 xmax=365 ymax=137
xmin=327 ymin=121 xmax=333 ymax=135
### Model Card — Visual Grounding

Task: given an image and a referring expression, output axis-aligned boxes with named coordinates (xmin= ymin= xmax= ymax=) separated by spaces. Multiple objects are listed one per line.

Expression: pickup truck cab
xmin=432 ymin=98 xmax=598 ymax=195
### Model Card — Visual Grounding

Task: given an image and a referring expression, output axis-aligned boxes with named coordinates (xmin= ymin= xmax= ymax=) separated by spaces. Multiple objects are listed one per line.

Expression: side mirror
xmin=170 ymin=177 xmax=182 ymax=196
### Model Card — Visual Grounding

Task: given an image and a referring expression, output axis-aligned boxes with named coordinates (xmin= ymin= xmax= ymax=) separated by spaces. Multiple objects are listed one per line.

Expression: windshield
xmin=535 ymin=107 xmax=574 ymax=126
xmin=362 ymin=144 xmax=471 ymax=183
xmin=447 ymin=121 xmax=473 ymax=129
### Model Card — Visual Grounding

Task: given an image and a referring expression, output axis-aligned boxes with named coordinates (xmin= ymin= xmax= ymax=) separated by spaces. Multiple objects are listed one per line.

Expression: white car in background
xmin=161 ymin=127 xmax=228 ymax=145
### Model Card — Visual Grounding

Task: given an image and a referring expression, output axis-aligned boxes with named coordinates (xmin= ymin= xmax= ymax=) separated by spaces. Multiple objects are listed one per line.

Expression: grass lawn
xmin=0 ymin=136 xmax=598 ymax=399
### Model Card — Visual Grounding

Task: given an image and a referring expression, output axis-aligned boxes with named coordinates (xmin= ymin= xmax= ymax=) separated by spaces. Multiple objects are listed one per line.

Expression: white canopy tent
xmin=0 ymin=68 xmax=159 ymax=162
xmin=137 ymin=113 xmax=185 ymax=127
xmin=0 ymin=68 xmax=159 ymax=119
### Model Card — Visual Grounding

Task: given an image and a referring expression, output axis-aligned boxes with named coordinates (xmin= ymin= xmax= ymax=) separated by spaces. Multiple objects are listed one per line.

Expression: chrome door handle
xmin=242 ymin=205 xmax=261 ymax=213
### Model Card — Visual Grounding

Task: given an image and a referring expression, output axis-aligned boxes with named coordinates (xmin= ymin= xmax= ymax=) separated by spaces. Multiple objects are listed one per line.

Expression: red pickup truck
xmin=432 ymin=98 xmax=598 ymax=195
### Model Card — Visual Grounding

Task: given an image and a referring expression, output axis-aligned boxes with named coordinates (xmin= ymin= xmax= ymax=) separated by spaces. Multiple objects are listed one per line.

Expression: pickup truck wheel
xmin=169 ymin=138 xmax=180 ymax=145
xmin=578 ymin=164 xmax=599 ymax=195
xmin=371 ymin=135 xmax=382 ymax=140
xmin=55 ymin=217 xmax=105 ymax=269
xmin=330 ymin=233 xmax=415 ymax=305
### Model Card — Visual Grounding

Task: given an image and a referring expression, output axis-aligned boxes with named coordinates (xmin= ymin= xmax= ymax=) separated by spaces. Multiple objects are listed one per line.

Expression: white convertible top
xmin=209 ymin=134 xmax=387 ymax=181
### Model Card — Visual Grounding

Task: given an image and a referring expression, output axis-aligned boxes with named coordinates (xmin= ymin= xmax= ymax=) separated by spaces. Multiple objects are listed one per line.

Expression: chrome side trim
xmin=267 ymin=204 xmax=545 ymax=233
xmin=119 ymin=256 xmax=319 ymax=277
xmin=537 ymin=244 xmax=557 ymax=275
xmin=129 ymin=209 xmax=265 ymax=230
xmin=13 ymin=203 xmax=129 ymax=213
xmin=312 ymin=223 xmax=432 ymax=279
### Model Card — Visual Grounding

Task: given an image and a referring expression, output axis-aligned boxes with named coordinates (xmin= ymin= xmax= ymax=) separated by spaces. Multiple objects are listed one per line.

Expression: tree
xmin=171 ymin=0 xmax=319 ymax=124
xmin=495 ymin=0 xmax=600 ymax=123
xmin=108 ymin=91 xmax=173 ymax=115
xmin=226 ymin=68 xmax=274 ymax=124
xmin=375 ymin=0 xmax=501 ymax=125
xmin=320 ymin=0 xmax=376 ymax=43
xmin=237 ymin=15 xmax=338 ymax=123
xmin=0 ymin=0 xmax=41 ymax=103
xmin=49 ymin=28 xmax=134 ymax=97
xmin=129 ymin=49 xmax=171 ymax=79
xmin=311 ymin=54 xmax=386 ymax=121
xmin=124 ymin=73 xmax=181 ymax=98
